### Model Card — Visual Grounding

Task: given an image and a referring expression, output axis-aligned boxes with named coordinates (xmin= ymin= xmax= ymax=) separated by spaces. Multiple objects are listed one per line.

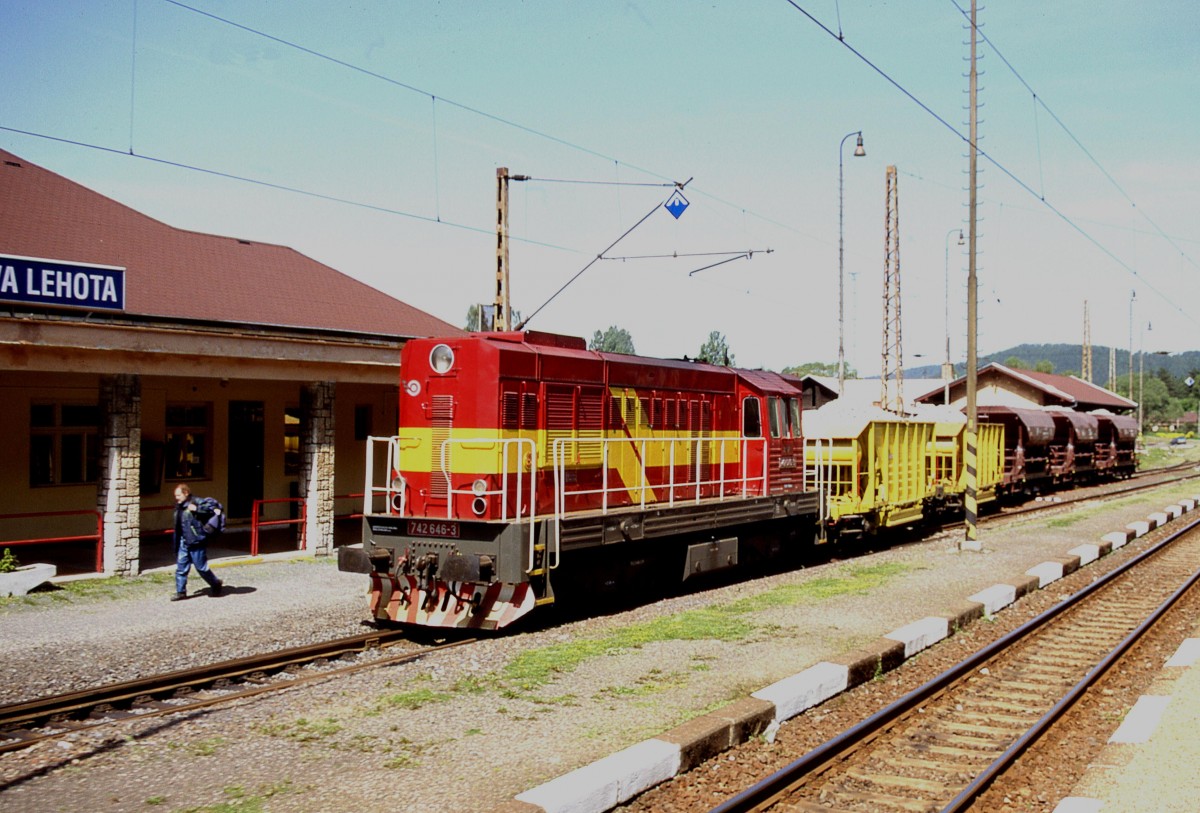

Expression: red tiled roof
xmin=1014 ymin=368 xmax=1135 ymax=410
xmin=0 ymin=149 xmax=461 ymax=339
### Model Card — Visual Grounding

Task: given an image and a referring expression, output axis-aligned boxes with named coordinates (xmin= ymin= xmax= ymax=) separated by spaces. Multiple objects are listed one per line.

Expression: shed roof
xmin=0 ymin=149 xmax=459 ymax=340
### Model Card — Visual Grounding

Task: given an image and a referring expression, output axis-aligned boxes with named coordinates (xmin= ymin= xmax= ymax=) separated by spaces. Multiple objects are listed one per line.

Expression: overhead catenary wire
xmin=780 ymin=0 xmax=1196 ymax=328
xmin=946 ymin=0 xmax=1199 ymax=274
xmin=515 ymin=181 xmax=693 ymax=330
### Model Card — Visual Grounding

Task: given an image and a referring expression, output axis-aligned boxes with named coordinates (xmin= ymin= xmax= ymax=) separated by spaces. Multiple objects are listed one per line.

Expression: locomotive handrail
xmin=438 ymin=436 xmax=539 ymax=574
xmin=438 ymin=437 xmax=536 ymax=524
xmin=363 ymin=436 xmax=408 ymax=517
xmin=550 ymin=435 xmax=772 ymax=555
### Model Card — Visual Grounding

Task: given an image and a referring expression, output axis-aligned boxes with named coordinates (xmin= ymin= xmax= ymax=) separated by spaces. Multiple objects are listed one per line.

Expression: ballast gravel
xmin=0 ymin=480 xmax=1196 ymax=813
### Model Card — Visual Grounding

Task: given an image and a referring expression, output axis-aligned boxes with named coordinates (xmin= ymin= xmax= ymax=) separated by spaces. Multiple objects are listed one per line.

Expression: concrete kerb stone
xmin=884 ymin=616 xmax=951 ymax=659
xmin=753 ymin=661 xmax=850 ymax=722
xmin=969 ymin=583 xmax=1018 ymax=616
xmin=1148 ymin=511 xmax=1169 ymax=529
xmin=501 ymin=502 xmax=1191 ymax=813
xmin=830 ymin=637 xmax=906 ymax=685
xmin=514 ymin=739 xmax=681 ymax=813
xmin=656 ymin=697 xmax=774 ymax=772
xmin=1104 ymin=530 xmax=1133 ymax=550
xmin=1127 ymin=520 xmax=1151 ymax=538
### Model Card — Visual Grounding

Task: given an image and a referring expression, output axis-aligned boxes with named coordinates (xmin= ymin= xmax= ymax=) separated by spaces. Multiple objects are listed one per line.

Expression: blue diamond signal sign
xmin=664 ymin=190 xmax=689 ymax=219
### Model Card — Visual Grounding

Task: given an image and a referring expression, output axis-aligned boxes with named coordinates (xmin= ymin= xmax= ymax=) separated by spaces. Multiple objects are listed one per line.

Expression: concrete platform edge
xmin=499 ymin=504 xmax=1191 ymax=813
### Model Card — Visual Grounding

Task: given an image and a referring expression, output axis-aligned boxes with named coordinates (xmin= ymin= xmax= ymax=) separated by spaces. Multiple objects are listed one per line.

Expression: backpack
xmin=192 ymin=497 xmax=226 ymax=537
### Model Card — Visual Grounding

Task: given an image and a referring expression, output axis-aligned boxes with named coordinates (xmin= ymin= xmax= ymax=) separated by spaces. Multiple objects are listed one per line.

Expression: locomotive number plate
xmin=408 ymin=519 xmax=460 ymax=539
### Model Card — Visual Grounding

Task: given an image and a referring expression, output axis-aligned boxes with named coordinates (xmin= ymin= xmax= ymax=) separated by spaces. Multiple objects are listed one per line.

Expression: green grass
xmin=501 ymin=562 xmax=914 ymax=695
xmin=257 ymin=717 xmax=342 ymax=742
xmin=377 ymin=687 xmax=451 ymax=711
xmin=167 ymin=737 xmax=226 ymax=757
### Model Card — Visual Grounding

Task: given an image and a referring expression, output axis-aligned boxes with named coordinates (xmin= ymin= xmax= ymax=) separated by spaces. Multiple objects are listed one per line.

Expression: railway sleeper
xmin=828 ymin=788 xmax=940 ymax=812
xmin=844 ymin=768 xmax=951 ymax=795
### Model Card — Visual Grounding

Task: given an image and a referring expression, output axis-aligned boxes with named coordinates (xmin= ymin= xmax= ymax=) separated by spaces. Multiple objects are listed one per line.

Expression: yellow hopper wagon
xmin=915 ymin=406 xmax=1005 ymax=517
xmin=803 ymin=406 xmax=935 ymax=542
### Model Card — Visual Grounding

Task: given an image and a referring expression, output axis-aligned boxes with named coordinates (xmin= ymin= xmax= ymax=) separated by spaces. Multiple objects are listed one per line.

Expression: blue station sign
xmin=0 ymin=255 xmax=125 ymax=311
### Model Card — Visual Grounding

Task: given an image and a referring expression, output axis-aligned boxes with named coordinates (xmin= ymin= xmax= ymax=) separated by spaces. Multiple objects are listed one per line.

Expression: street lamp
xmin=837 ymin=130 xmax=865 ymax=394
xmin=943 ymin=228 xmax=964 ymax=404
xmin=1128 ymin=290 xmax=1136 ymax=401
xmin=1138 ymin=322 xmax=1146 ymax=437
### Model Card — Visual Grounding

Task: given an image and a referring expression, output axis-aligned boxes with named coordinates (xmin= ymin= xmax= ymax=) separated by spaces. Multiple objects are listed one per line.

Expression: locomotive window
xmin=742 ymin=397 xmax=762 ymax=438
xmin=767 ymin=397 xmax=782 ymax=438
xmin=788 ymin=398 xmax=802 ymax=438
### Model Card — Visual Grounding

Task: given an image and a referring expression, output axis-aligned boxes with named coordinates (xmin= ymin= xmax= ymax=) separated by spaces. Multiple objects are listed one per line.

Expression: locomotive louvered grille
xmin=521 ymin=393 xmax=538 ymax=429
xmin=577 ymin=390 xmax=603 ymax=463
xmin=699 ymin=400 xmax=712 ymax=470
xmin=548 ymin=387 xmax=603 ymax=464
xmin=502 ymin=392 xmax=519 ymax=429
xmin=430 ymin=395 xmax=453 ymax=499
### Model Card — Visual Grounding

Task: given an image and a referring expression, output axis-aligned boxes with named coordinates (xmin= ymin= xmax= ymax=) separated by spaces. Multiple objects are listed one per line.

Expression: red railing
xmin=0 ymin=509 xmax=104 ymax=573
xmin=251 ymin=498 xmax=306 ymax=557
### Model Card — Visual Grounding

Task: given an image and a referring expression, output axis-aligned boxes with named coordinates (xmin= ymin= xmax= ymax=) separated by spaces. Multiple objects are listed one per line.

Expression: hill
xmin=906 ymin=344 xmax=1200 ymax=382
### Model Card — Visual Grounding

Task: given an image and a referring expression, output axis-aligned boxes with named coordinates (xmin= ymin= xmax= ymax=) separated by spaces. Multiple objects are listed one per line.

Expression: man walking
xmin=171 ymin=484 xmax=225 ymax=600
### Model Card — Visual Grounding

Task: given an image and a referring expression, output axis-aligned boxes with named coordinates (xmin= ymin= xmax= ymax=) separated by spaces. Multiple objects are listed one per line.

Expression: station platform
xmin=1053 ymin=623 xmax=1200 ymax=813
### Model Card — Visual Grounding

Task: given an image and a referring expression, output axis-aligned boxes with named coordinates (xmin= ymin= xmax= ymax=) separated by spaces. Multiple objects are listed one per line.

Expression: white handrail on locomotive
xmin=436 ymin=436 xmax=539 ymax=574
xmin=549 ymin=434 xmax=772 ymax=559
xmin=363 ymin=435 xmax=408 ymax=517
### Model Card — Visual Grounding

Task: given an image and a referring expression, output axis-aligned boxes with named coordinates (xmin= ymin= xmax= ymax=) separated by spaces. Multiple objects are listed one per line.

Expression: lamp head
xmin=853 ymin=133 xmax=866 ymax=157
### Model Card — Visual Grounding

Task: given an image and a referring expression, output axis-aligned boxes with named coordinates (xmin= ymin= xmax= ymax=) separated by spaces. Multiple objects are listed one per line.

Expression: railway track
xmin=0 ymin=628 xmax=472 ymax=755
xmin=981 ymin=461 xmax=1198 ymax=525
xmin=710 ymin=515 xmax=1200 ymax=813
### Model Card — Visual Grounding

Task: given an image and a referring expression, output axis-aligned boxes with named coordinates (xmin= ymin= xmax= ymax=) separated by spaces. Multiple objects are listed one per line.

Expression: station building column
xmin=98 ymin=374 xmax=142 ymax=575
xmin=300 ymin=381 xmax=335 ymax=555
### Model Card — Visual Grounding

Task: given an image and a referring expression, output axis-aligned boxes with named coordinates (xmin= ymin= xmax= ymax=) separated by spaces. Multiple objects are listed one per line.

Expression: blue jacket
xmin=174 ymin=498 xmax=217 ymax=549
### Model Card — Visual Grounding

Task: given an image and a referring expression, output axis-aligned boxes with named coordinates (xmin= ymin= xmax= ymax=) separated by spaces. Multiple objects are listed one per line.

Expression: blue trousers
xmin=176 ymin=543 xmax=221 ymax=594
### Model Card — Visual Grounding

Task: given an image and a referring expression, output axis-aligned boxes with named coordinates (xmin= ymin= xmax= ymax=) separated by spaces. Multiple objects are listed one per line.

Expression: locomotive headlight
xmin=472 ymin=478 xmax=488 ymax=496
xmin=429 ymin=344 xmax=455 ymax=374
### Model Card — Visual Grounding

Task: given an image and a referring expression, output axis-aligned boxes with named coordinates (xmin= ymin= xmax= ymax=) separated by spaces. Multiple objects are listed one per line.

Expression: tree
xmin=588 ymin=325 xmax=636 ymax=354
xmin=1034 ymin=359 xmax=1054 ymax=374
xmin=1004 ymin=356 xmax=1028 ymax=370
xmin=464 ymin=304 xmax=522 ymax=332
xmin=697 ymin=331 xmax=735 ymax=366
xmin=782 ymin=361 xmax=857 ymax=379
xmin=465 ymin=304 xmax=483 ymax=331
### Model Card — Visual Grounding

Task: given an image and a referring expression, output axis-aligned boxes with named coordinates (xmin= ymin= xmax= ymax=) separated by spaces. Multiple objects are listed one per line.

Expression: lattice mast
xmin=495 ymin=167 xmax=512 ymax=331
xmin=1082 ymin=300 xmax=1093 ymax=382
xmin=881 ymin=165 xmax=903 ymax=413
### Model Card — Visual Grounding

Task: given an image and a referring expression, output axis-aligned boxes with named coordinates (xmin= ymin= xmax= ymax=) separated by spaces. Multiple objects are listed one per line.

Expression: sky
xmin=2 ymin=1 xmax=1197 ymax=376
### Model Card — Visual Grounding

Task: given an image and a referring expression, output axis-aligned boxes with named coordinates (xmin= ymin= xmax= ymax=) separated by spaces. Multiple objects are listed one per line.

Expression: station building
xmin=914 ymin=363 xmax=1137 ymax=413
xmin=0 ymin=148 xmax=461 ymax=576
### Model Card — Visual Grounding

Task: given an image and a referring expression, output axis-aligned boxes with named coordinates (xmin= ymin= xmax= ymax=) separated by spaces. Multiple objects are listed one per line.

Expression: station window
xmin=284 ymin=406 xmax=302 ymax=476
xmin=354 ymin=404 xmax=372 ymax=441
xmin=29 ymin=403 xmax=101 ymax=487
xmin=165 ymin=403 xmax=211 ymax=479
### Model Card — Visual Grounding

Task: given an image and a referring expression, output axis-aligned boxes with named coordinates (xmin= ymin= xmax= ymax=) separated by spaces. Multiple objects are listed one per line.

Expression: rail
xmin=250 ymin=498 xmax=305 ymax=556
xmin=0 ymin=509 xmax=103 ymax=573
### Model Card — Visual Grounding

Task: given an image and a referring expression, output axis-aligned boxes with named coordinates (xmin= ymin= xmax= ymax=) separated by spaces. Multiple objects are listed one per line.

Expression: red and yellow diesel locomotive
xmin=338 ymin=330 xmax=821 ymax=629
